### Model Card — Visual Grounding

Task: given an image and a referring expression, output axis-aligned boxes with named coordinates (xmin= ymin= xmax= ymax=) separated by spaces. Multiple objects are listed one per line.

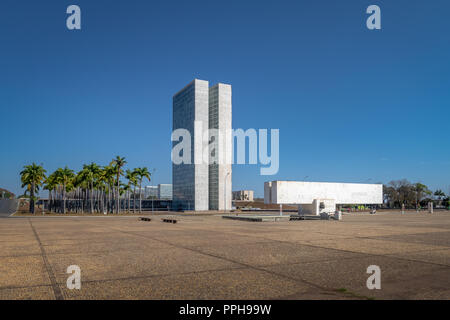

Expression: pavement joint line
xmin=0 ymin=253 xmax=49 ymax=259
xmin=0 ymin=283 xmax=54 ymax=291
xmin=303 ymin=237 xmax=450 ymax=252
xmin=0 ymin=248 xmax=131 ymax=259
xmin=0 ymin=245 xmax=367 ymax=267
xmin=0 ymin=266 xmax=250 ymax=290
xmin=27 ymin=218 xmax=64 ymax=300
xmin=53 ymin=265 xmax=250 ymax=286
xmin=252 ymin=254 xmax=374 ymax=268
xmin=221 ymin=230 xmax=450 ymax=269
xmin=340 ymin=234 xmax=450 ymax=248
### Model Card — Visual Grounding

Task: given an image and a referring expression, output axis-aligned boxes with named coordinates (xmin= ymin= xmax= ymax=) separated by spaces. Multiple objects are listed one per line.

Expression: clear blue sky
xmin=1 ymin=0 xmax=449 ymax=197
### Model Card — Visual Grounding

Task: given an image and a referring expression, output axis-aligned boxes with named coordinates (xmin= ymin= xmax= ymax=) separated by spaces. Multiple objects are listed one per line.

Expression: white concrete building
xmin=232 ymin=190 xmax=254 ymax=201
xmin=264 ymin=181 xmax=383 ymax=215
xmin=208 ymin=83 xmax=232 ymax=210
xmin=173 ymin=79 xmax=209 ymax=211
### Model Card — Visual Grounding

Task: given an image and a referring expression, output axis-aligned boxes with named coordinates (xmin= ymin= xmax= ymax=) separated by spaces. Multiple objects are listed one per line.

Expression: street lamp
xmin=151 ymin=168 xmax=156 ymax=212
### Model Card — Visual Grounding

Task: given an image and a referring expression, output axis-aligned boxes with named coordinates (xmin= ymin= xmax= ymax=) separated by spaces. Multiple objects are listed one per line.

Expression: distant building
xmin=144 ymin=186 xmax=158 ymax=199
xmin=130 ymin=187 xmax=144 ymax=197
xmin=158 ymin=184 xmax=172 ymax=200
xmin=264 ymin=181 xmax=383 ymax=215
xmin=139 ymin=184 xmax=172 ymax=200
xmin=232 ymin=190 xmax=254 ymax=202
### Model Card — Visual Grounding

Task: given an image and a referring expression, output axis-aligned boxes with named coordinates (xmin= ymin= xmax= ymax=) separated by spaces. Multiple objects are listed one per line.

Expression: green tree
xmin=20 ymin=163 xmax=46 ymax=214
xmin=102 ymin=165 xmax=116 ymax=213
xmin=414 ymin=183 xmax=431 ymax=209
xmin=55 ymin=167 xmax=75 ymax=214
xmin=110 ymin=156 xmax=127 ymax=213
xmin=434 ymin=190 xmax=446 ymax=200
xmin=44 ymin=172 xmax=58 ymax=213
xmin=135 ymin=167 xmax=151 ymax=213
xmin=80 ymin=163 xmax=101 ymax=213
xmin=433 ymin=189 xmax=446 ymax=207
xmin=125 ymin=169 xmax=137 ymax=213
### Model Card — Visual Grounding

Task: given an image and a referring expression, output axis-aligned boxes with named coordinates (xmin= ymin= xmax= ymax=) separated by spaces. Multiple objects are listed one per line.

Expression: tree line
xmin=383 ymin=179 xmax=449 ymax=209
xmin=20 ymin=156 xmax=152 ymax=214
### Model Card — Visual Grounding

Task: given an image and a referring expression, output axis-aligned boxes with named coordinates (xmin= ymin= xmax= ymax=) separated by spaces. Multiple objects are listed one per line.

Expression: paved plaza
xmin=0 ymin=212 xmax=449 ymax=299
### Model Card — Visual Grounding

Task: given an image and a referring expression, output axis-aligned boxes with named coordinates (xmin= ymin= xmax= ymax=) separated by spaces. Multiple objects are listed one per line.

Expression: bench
xmin=162 ymin=218 xmax=177 ymax=224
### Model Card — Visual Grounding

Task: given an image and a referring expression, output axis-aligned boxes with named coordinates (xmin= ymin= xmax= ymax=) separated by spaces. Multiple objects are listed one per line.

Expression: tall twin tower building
xmin=172 ymin=79 xmax=232 ymax=211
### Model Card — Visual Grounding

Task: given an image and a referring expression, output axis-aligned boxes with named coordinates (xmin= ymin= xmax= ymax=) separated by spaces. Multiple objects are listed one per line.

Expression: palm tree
xmin=55 ymin=167 xmax=75 ymax=214
xmin=125 ymin=169 xmax=137 ymax=213
xmin=95 ymin=169 xmax=106 ymax=213
xmin=20 ymin=163 xmax=46 ymax=214
xmin=74 ymin=170 xmax=88 ymax=213
xmin=122 ymin=184 xmax=131 ymax=213
xmin=110 ymin=156 xmax=127 ymax=213
xmin=102 ymin=165 xmax=115 ymax=213
xmin=135 ymin=167 xmax=151 ymax=213
xmin=44 ymin=173 xmax=58 ymax=213
xmin=80 ymin=163 xmax=101 ymax=213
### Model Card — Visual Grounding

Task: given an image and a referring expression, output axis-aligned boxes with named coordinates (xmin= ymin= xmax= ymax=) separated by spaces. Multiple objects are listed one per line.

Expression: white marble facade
xmin=173 ymin=79 xmax=232 ymax=211
xmin=264 ymin=181 xmax=383 ymax=206
xmin=209 ymin=83 xmax=232 ymax=210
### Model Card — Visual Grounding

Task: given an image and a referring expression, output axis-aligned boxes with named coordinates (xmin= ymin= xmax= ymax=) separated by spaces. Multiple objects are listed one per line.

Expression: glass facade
xmin=209 ymin=85 xmax=219 ymax=210
xmin=172 ymin=80 xmax=209 ymax=211
xmin=173 ymin=82 xmax=196 ymax=210
xmin=172 ymin=79 xmax=231 ymax=211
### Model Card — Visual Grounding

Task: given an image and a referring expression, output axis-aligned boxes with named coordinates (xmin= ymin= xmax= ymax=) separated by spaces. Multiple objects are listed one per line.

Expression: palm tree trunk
xmin=82 ymin=189 xmax=85 ymax=213
xmin=90 ymin=182 xmax=94 ymax=214
xmin=63 ymin=183 xmax=66 ymax=214
xmin=30 ymin=182 xmax=35 ymax=214
xmin=133 ymin=185 xmax=136 ymax=214
xmin=128 ymin=190 xmax=131 ymax=213
xmin=108 ymin=186 xmax=111 ymax=214
xmin=53 ymin=188 xmax=56 ymax=212
xmin=139 ymin=180 xmax=142 ymax=213
xmin=117 ymin=174 xmax=120 ymax=214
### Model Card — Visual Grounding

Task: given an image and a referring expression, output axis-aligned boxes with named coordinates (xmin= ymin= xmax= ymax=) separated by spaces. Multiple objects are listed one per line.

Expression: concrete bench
xmin=289 ymin=215 xmax=305 ymax=221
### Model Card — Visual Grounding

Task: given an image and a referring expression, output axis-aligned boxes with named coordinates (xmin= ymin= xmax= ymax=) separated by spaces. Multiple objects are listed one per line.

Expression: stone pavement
xmin=0 ymin=212 xmax=449 ymax=299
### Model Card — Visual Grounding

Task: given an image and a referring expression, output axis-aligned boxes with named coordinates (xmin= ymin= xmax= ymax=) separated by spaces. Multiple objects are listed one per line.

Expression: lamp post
xmin=151 ymin=168 xmax=156 ymax=212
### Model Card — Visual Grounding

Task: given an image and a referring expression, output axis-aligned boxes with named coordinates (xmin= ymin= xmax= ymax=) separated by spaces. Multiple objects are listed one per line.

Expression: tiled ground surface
xmin=0 ymin=212 xmax=449 ymax=299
